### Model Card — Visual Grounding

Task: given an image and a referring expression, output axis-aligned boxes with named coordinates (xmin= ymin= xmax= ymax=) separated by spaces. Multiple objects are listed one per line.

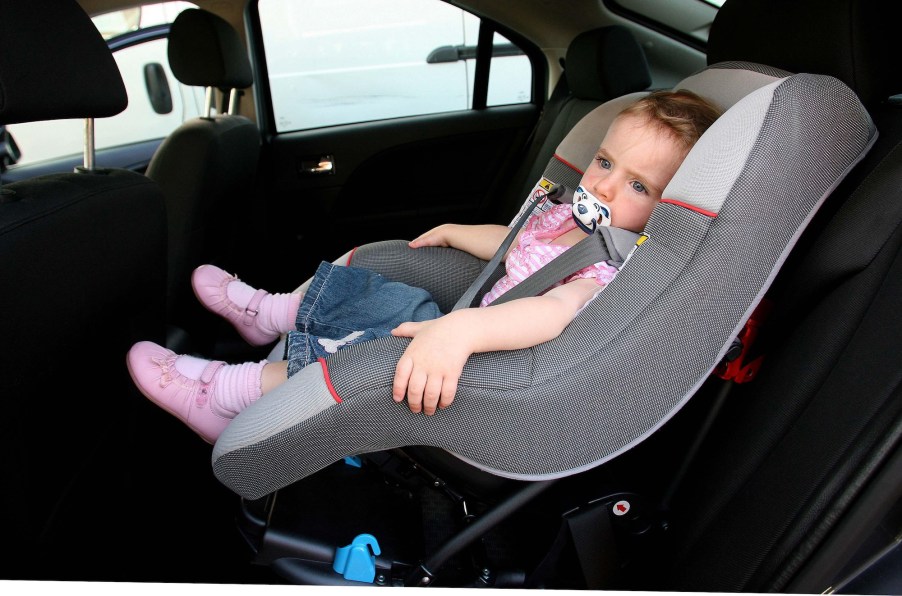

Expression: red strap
xmin=714 ymin=298 xmax=774 ymax=384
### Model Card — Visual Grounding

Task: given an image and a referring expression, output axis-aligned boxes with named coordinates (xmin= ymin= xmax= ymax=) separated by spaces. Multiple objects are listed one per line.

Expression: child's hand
xmin=408 ymin=224 xmax=458 ymax=249
xmin=408 ymin=223 xmax=513 ymax=261
xmin=391 ymin=315 xmax=472 ymax=415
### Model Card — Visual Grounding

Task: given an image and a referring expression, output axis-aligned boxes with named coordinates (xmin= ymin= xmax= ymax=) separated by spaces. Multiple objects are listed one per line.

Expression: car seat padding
xmin=212 ymin=70 xmax=876 ymax=501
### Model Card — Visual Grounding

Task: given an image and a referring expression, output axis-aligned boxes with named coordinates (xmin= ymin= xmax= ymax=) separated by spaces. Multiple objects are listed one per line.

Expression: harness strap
xmin=452 ymin=187 xmax=558 ymax=311
xmin=453 ymin=185 xmax=642 ymax=310
xmin=465 ymin=224 xmax=639 ymax=309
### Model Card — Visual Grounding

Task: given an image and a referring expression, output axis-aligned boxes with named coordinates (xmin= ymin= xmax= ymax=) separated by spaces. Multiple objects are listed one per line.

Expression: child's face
xmin=578 ymin=113 xmax=688 ymax=233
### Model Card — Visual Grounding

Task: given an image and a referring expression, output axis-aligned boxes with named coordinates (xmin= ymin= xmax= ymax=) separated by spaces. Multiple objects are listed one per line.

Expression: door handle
xmin=300 ymin=155 xmax=335 ymax=176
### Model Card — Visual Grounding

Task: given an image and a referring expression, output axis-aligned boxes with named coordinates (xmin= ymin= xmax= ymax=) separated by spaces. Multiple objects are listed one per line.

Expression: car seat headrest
xmin=552 ymin=61 xmax=793 ymax=183
xmin=707 ymin=0 xmax=901 ymax=107
xmin=0 ymin=0 xmax=127 ymax=124
xmin=565 ymin=26 xmax=651 ymax=101
xmin=167 ymin=8 xmax=254 ymax=90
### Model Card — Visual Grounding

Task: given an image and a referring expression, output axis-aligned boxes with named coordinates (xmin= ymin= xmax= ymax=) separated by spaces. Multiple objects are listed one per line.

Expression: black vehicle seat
xmin=0 ymin=0 xmax=168 ymax=579
xmin=630 ymin=0 xmax=902 ymax=592
xmin=144 ymin=8 xmax=262 ymax=351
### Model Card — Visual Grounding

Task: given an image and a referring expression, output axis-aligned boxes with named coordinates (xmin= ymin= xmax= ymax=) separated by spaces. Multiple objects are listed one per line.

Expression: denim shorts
xmin=284 ymin=261 xmax=444 ymax=377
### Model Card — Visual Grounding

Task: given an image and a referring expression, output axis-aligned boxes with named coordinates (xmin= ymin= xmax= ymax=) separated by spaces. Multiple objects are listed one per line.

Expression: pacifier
xmin=572 ymin=185 xmax=612 ymax=233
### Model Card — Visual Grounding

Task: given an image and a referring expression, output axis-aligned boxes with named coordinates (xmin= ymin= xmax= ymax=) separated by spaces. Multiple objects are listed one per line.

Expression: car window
xmin=257 ymin=0 xmax=533 ymax=132
xmin=6 ymin=1 xmax=203 ymax=167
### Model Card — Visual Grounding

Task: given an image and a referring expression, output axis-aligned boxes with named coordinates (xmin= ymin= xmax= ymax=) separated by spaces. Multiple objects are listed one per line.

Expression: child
xmin=127 ymin=90 xmax=721 ymax=444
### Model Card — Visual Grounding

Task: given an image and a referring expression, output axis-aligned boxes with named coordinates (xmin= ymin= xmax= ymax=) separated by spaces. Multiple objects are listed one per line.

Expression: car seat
xmin=0 ymin=0 xmax=168 ymax=579
xmin=206 ymin=56 xmax=875 ymax=586
xmin=144 ymin=8 xmax=262 ymax=350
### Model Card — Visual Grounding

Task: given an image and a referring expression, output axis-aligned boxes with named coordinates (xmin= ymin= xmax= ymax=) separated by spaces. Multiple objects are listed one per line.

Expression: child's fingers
xmin=391 ymin=321 xmax=420 ymax=337
xmin=409 ymin=226 xmax=449 ymax=248
xmin=439 ymin=376 xmax=458 ymax=410
xmin=421 ymin=375 xmax=444 ymax=416
xmin=404 ymin=368 xmax=428 ymax=414
xmin=392 ymin=356 xmax=413 ymax=403
xmin=408 ymin=232 xmax=434 ymax=247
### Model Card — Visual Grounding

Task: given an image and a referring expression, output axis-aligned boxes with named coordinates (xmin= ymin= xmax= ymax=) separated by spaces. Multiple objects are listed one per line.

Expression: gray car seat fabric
xmin=212 ymin=65 xmax=875 ymax=500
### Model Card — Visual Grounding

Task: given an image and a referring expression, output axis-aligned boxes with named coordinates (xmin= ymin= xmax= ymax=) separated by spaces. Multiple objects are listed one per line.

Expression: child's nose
xmin=591 ymin=176 xmax=614 ymax=201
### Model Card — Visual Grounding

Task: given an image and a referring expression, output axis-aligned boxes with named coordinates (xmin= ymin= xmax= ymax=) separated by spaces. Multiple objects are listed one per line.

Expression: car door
xmin=244 ymin=0 xmax=544 ymax=290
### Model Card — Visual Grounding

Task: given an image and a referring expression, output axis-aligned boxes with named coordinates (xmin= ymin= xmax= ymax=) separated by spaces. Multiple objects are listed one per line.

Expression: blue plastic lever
xmin=333 ymin=533 xmax=381 ymax=583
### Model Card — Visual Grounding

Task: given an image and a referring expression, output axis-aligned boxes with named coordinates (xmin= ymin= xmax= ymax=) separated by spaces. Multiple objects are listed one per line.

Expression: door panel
xmin=246 ymin=104 xmax=538 ymax=290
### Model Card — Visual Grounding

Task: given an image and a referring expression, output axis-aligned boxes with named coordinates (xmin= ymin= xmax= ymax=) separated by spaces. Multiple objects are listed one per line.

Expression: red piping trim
xmin=317 ymin=357 xmax=342 ymax=403
xmin=346 ymin=246 xmax=359 ymax=265
xmin=660 ymin=198 xmax=717 ymax=218
xmin=553 ymin=154 xmax=584 ymax=175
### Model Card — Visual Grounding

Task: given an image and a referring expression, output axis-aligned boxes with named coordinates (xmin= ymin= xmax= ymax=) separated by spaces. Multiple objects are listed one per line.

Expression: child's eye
xmin=630 ymin=180 xmax=647 ymax=193
xmin=595 ymin=156 xmax=611 ymax=170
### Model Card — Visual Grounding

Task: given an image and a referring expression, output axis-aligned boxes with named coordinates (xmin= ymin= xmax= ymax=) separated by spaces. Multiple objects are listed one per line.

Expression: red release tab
xmin=715 ymin=298 xmax=774 ymax=384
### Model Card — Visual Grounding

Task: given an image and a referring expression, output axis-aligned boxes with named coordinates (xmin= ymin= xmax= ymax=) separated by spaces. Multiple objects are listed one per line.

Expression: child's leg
xmin=192 ymin=265 xmax=302 ymax=346
xmin=127 ymin=341 xmax=288 ymax=444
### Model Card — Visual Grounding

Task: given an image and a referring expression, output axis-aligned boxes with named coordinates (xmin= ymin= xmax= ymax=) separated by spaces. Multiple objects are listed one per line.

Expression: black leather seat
xmin=0 ymin=0 xmax=168 ymax=579
xmin=145 ymin=8 xmax=262 ymax=349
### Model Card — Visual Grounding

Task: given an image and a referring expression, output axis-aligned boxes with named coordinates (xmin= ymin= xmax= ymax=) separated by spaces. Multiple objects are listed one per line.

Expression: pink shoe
xmin=192 ymin=264 xmax=279 ymax=346
xmin=127 ymin=341 xmax=231 ymax=444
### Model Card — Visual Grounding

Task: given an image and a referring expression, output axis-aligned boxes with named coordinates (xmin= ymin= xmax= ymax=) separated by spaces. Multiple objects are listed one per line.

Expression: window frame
xmin=604 ymin=0 xmax=719 ymax=51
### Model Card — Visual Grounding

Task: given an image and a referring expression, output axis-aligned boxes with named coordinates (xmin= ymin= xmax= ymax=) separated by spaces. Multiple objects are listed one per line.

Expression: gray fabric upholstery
xmin=212 ymin=69 xmax=875 ymax=500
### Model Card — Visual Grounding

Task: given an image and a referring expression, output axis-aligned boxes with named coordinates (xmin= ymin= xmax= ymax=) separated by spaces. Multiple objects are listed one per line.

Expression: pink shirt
xmin=480 ymin=203 xmax=619 ymax=307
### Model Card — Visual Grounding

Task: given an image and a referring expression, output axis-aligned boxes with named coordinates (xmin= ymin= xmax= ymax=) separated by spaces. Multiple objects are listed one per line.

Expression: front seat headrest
xmin=167 ymin=8 xmax=254 ymax=90
xmin=0 ymin=0 xmax=127 ymax=124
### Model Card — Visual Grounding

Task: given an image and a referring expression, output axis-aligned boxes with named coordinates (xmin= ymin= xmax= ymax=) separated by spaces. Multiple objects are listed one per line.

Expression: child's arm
xmin=409 ymin=223 xmax=520 ymax=261
xmin=391 ymin=277 xmax=601 ymax=415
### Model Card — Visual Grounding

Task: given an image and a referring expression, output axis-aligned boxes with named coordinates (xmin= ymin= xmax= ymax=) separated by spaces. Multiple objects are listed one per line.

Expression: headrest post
xmin=82 ymin=117 xmax=95 ymax=172
xmin=204 ymin=87 xmax=215 ymax=118
xmin=228 ymin=88 xmax=239 ymax=115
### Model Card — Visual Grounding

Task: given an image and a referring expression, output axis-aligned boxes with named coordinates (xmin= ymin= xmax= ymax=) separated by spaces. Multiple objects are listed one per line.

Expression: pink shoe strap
xmin=200 ymin=360 xmax=226 ymax=384
xmin=196 ymin=360 xmax=226 ymax=406
xmin=242 ymin=289 xmax=269 ymax=327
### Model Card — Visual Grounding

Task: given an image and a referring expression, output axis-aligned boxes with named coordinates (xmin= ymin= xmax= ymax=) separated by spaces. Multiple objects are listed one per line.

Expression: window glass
xmin=7 ymin=2 xmax=202 ymax=167
xmin=258 ymin=0 xmax=531 ymax=132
